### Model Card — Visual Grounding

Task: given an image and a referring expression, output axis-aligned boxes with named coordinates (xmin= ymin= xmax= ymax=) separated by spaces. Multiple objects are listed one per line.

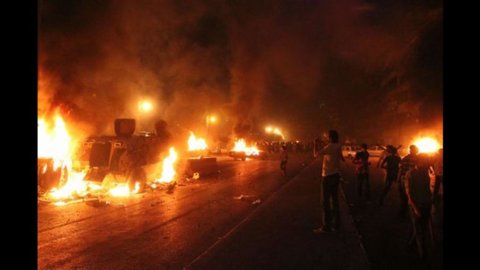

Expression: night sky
xmin=38 ymin=0 xmax=443 ymax=144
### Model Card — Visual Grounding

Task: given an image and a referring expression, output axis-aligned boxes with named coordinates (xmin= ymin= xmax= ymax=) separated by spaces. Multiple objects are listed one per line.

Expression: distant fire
xmin=155 ymin=147 xmax=178 ymax=184
xmin=188 ymin=132 xmax=208 ymax=151
xmin=232 ymin=139 xmax=260 ymax=156
xmin=412 ymin=137 xmax=441 ymax=154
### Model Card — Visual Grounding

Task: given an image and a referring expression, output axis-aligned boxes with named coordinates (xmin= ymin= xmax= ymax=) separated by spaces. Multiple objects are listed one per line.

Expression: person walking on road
xmin=398 ymin=145 xmax=419 ymax=217
xmin=313 ymin=130 xmax=345 ymax=233
xmin=353 ymin=144 xmax=371 ymax=203
xmin=280 ymin=145 xmax=288 ymax=176
xmin=378 ymin=146 xmax=401 ymax=206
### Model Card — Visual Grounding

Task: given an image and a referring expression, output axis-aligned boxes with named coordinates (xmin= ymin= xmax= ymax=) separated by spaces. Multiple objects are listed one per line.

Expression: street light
xmin=137 ymin=100 xmax=154 ymax=132
xmin=265 ymin=125 xmax=285 ymax=140
xmin=138 ymin=100 xmax=153 ymax=113
xmin=206 ymin=114 xmax=218 ymax=142
xmin=208 ymin=115 xmax=217 ymax=124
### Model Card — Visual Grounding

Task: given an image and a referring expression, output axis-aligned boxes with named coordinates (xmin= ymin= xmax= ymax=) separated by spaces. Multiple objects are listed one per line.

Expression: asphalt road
xmin=38 ymin=154 xmax=443 ymax=270
xmin=38 ymin=153 xmax=312 ymax=270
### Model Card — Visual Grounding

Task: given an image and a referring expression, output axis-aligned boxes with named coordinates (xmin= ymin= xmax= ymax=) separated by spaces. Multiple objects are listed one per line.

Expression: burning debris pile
xmin=232 ymin=139 xmax=260 ymax=156
xmin=229 ymin=139 xmax=260 ymax=161
xmin=152 ymin=147 xmax=178 ymax=185
xmin=188 ymin=132 xmax=208 ymax=152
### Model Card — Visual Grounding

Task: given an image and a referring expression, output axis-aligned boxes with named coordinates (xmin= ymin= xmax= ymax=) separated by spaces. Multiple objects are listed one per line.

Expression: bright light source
xmin=265 ymin=125 xmax=285 ymax=140
xmin=273 ymin=128 xmax=285 ymax=139
xmin=139 ymin=100 xmax=153 ymax=112
xmin=209 ymin=115 xmax=217 ymax=123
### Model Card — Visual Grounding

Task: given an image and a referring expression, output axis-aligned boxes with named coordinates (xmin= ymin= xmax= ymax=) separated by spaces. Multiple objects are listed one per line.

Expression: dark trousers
xmin=433 ymin=175 xmax=443 ymax=203
xmin=356 ymin=173 xmax=370 ymax=200
xmin=322 ymin=173 xmax=341 ymax=229
xmin=408 ymin=203 xmax=433 ymax=258
xmin=379 ymin=171 xmax=397 ymax=204
xmin=280 ymin=160 xmax=287 ymax=175
xmin=398 ymin=179 xmax=408 ymax=215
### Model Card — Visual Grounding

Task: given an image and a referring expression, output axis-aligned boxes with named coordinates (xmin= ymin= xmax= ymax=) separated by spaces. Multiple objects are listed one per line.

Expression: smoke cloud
xmin=39 ymin=0 xmax=442 ymax=143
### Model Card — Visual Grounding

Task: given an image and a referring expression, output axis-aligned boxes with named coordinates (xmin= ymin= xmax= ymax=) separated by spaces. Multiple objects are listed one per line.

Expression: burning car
xmin=76 ymin=119 xmax=171 ymax=192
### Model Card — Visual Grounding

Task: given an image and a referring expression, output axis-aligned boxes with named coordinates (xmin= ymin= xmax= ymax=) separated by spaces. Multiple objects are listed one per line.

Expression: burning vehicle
xmin=75 ymin=119 xmax=171 ymax=193
xmin=38 ymin=116 xmax=177 ymax=203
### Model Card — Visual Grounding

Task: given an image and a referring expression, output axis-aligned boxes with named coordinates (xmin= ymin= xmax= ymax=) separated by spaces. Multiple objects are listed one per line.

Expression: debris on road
xmin=234 ymin=194 xmax=253 ymax=200
xmin=86 ymin=198 xmax=110 ymax=207
xmin=252 ymin=199 xmax=262 ymax=205
xmin=151 ymin=201 xmax=161 ymax=207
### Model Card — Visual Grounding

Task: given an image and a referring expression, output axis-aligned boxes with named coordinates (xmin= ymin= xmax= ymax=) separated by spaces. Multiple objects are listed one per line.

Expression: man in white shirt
xmin=313 ymin=130 xmax=345 ymax=233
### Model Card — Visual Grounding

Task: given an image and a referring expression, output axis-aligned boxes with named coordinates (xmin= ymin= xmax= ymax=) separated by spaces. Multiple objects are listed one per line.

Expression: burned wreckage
xmin=38 ymin=119 xmax=172 ymax=194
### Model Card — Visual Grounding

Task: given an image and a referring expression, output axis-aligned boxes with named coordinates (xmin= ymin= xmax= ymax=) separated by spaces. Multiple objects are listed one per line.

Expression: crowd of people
xmin=310 ymin=130 xmax=443 ymax=259
xmin=256 ymin=140 xmax=314 ymax=154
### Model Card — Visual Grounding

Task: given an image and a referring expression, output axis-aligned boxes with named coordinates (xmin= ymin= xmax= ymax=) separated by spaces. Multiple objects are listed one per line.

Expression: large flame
xmin=412 ymin=137 xmax=441 ymax=154
xmin=155 ymin=147 xmax=178 ymax=184
xmin=48 ymin=171 xmax=89 ymax=199
xmin=38 ymin=113 xmax=141 ymax=203
xmin=232 ymin=139 xmax=260 ymax=156
xmin=38 ymin=113 xmax=94 ymax=201
xmin=38 ymin=115 xmax=72 ymax=169
xmin=188 ymin=132 xmax=208 ymax=151
xmin=109 ymin=182 xmax=140 ymax=197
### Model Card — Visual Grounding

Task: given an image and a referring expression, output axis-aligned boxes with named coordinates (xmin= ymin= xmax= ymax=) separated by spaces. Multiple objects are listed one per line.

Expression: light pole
xmin=265 ymin=125 xmax=285 ymax=141
xmin=206 ymin=114 xmax=217 ymax=141
xmin=138 ymin=100 xmax=153 ymax=132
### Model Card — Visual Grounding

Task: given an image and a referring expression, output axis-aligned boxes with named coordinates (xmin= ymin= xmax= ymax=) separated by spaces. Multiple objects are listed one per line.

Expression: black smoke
xmin=39 ymin=0 xmax=443 ymax=143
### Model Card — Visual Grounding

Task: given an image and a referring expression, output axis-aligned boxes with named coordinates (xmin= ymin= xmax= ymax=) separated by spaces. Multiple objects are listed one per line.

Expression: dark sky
xmin=38 ymin=0 xmax=443 ymax=144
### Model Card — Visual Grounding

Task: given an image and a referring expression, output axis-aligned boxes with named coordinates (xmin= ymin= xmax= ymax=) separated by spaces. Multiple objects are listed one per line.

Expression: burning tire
xmin=38 ymin=158 xmax=63 ymax=193
xmin=114 ymin=119 xmax=136 ymax=137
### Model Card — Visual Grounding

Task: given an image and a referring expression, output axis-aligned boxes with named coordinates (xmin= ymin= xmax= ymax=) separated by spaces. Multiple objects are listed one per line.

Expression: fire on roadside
xmin=188 ymin=132 xmax=208 ymax=151
xmin=232 ymin=139 xmax=260 ymax=156
xmin=154 ymin=147 xmax=178 ymax=184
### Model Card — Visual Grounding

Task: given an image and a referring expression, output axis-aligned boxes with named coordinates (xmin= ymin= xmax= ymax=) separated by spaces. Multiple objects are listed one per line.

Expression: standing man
xmin=377 ymin=145 xmax=392 ymax=168
xmin=405 ymin=154 xmax=434 ymax=258
xmin=313 ymin=130 xmax=345 ymax=233
xmin=398 ymin=145 xmax=419 ymax=217
xmin=353 ymin=144 xmax=371 ymax=203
